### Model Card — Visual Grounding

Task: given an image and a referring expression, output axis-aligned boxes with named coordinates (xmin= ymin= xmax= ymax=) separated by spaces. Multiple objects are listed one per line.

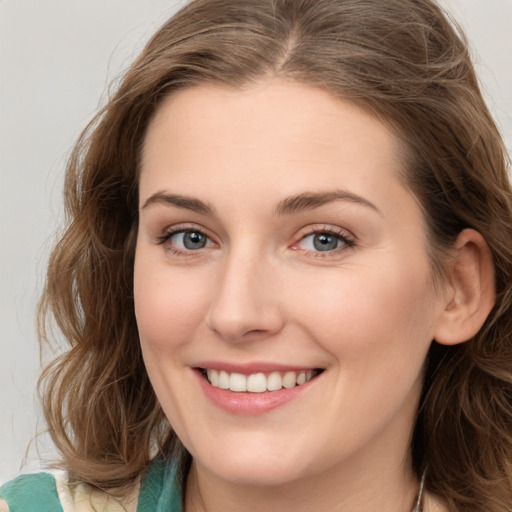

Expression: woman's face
xmin=134 ymin=80 xmax=447 ymax=486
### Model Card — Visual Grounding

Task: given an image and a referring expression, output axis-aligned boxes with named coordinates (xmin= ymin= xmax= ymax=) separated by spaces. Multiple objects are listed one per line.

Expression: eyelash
xmin=156 ymin=225 xmax=215 ymax=257
xmin=156 ymin=225 xmax=356 ymax=257
xmin=292 ymin=226 xmax=355 ymax=258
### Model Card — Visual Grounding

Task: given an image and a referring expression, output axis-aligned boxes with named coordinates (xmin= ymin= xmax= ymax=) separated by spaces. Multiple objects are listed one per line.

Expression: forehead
xmin=146 ymin=80 xmax=397 ymax=140
xmin=139 ymin=79 xmax=409 ymax=214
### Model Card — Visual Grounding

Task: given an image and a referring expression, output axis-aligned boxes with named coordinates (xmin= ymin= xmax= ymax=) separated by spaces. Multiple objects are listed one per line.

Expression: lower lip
xmin=194 ymin=370 xmax=318 ymax=415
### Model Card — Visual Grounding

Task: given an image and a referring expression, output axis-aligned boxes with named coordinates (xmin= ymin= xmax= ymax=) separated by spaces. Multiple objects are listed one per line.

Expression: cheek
xmin=289 ymin=260 xmax=438 ymax=361
xmin=133 ymin=253 xmax=211 ymax=351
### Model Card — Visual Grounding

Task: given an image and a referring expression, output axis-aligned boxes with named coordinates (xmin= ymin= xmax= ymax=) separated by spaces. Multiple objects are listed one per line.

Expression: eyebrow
xmin=274 ymin=190 xmax=380 ymax=215
xmin=142 ymin=191 xmax=215 ymax=215
xmin=141 ymin=189 xmax=379 ymax=216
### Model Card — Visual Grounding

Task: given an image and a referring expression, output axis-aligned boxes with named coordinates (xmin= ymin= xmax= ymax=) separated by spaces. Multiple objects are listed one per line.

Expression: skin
xmin=134 ymin=79 xmax=457 ymax=512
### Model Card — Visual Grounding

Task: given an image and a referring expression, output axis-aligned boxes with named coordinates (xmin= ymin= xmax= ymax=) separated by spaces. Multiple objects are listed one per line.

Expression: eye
xmin=295 ymin=228 xmax=355 ymax=254
xmin=158 ymin=228 xmax=216 ymax=253
xmin=304 ymin=232 xmax=341 ymax=251
xmin=172 ymin=230 xmax=209 ymax=250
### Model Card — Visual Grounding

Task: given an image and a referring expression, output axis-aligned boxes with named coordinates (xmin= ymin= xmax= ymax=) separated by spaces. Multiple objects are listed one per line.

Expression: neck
xmin=185 ymin=453 xmax=420 ymax=512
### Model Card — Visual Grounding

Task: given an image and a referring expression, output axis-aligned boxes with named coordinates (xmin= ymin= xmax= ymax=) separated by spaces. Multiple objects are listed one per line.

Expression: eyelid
xmin=290 ymin=224 xmax=356 ymax=254
xmin=155 ymin=223 xmax=218 ymax=252
xmin=154 ymin=222 xmax=355 ymax=258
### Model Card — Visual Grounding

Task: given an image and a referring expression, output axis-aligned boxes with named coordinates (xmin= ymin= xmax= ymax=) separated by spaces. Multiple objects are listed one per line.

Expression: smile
xmin=201 ymin=368 xmax=322 ymax=393
xmin=194 ymin=365 xmax=324 ymax=414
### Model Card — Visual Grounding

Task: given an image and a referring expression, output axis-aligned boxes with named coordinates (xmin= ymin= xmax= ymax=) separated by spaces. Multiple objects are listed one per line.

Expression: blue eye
xmin=299 ymin=231 xmax=352 ymax=252
xmin=313 ymin=233 xmax=340 ymax=251
xmin=168 ymin=230 xmax=213 ymax=251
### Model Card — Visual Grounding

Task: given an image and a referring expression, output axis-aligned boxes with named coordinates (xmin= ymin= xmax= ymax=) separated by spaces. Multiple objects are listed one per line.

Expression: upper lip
xmin=194 ymin=361 xmax=322 ymax=375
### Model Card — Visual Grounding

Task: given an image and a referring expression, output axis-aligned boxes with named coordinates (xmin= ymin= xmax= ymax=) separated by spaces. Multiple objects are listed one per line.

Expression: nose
xmin=204 ymin=248 xmax=285 ymax=343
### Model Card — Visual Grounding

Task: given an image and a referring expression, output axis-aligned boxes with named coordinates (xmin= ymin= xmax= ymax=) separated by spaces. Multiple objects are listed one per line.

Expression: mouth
xmin=197 ymin=368 xmax=324 ymax=393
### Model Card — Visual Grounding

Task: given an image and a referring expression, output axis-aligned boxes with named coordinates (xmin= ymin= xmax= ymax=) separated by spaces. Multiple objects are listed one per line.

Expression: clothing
xmin=0 ymin=459 xmax=182 ymax=512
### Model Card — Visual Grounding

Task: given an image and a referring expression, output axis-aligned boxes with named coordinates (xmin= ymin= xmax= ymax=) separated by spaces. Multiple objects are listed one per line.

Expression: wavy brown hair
xmin=38 ymin=0 xmax=512 ymax=509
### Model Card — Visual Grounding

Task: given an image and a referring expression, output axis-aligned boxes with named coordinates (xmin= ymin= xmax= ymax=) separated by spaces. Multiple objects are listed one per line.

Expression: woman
xmin=1 ymin=0 xmax=511 ymax=510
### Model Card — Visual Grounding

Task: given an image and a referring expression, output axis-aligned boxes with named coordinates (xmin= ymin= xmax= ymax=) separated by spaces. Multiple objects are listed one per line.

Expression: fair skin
xmin=134 ymin=79 xmax=493 ymax=512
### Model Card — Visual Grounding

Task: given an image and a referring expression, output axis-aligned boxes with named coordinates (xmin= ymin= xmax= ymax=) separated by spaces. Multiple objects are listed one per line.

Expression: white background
xmin=1 ymin=0 xmax=511 ymax=484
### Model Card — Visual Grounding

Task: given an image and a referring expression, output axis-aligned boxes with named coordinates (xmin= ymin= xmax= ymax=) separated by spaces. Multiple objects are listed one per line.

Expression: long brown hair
xmin=39 ymin=0 xmax=512 ymax=509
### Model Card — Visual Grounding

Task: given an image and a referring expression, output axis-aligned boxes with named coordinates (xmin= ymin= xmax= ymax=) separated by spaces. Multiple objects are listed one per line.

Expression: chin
xmin=187 ymin=434 xmax=316 ymax=487
xmin=200 ymin=455 xmax=309 ymax=487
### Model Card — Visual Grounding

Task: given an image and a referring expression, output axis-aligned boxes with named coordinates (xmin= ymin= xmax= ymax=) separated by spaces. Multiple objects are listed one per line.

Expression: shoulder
xmin=137 ymin=458 xmax=183 ymax=511
xmin=0 ymin=471 xmax=139 ymax=512
xmin=0 ymin=460 xmax=183 ymax=512
xmin=0 ymin=472 xmax=62 ymax=512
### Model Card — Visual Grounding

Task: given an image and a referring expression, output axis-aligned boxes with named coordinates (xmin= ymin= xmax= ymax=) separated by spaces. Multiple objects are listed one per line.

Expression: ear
xmin=434 ymin=229 xmax=496 ymax=346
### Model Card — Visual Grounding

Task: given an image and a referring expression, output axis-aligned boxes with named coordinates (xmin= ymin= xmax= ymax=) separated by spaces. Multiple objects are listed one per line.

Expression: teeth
xmin=283 ymin=371 xmax=298 ymax=389
xmin=247 ymin=373 xmax=267 ymax=393
xmin=218 ymin=370 xmax=229 ymax=389
xmin=267 ymin=371 xmax=282 ymax=391
xmin=205 ymin=369 xmax=317 ymax=393
xmin=209 ymin=369 xmax=219 ymax=387
xmin=229 ymin=372 xmax=247 ymax=392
